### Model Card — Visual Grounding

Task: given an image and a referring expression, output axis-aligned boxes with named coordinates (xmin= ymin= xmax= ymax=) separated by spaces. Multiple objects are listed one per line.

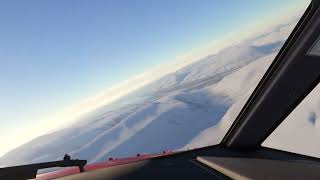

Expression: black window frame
xmin=220 ymin=0 xmax=320 ymax=149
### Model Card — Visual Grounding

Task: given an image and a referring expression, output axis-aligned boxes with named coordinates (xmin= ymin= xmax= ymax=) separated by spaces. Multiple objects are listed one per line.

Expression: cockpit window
xmin=263 ymin=83 xmax=320 ymax=158
xmin=0 ymin=0 xmax=310 ymax=167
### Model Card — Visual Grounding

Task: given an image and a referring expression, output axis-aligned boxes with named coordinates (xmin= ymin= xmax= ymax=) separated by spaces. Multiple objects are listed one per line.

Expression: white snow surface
xmin=1 ymin=20 xmax=319 ymax=167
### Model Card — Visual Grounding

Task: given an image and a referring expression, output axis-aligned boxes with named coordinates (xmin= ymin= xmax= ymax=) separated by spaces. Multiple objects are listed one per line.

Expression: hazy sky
xmin=0 ymin=0 xmax=309 ymax=156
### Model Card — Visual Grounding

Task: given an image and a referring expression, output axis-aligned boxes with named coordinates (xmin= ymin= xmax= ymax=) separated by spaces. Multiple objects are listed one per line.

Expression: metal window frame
xmin=221 ymin=0 xmax=320 ymax=148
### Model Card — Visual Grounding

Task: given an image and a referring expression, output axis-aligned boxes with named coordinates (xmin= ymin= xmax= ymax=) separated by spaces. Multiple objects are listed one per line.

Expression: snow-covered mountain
xmin=1 ymin=20 xmax=319 ymax=167
xmin=183 ymin=52 xmax=277 ymax=148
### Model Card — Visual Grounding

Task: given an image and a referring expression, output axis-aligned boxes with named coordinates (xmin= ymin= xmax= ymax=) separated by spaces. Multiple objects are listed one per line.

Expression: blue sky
xmin=0 ymin=0 xmax=308 ymax=155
